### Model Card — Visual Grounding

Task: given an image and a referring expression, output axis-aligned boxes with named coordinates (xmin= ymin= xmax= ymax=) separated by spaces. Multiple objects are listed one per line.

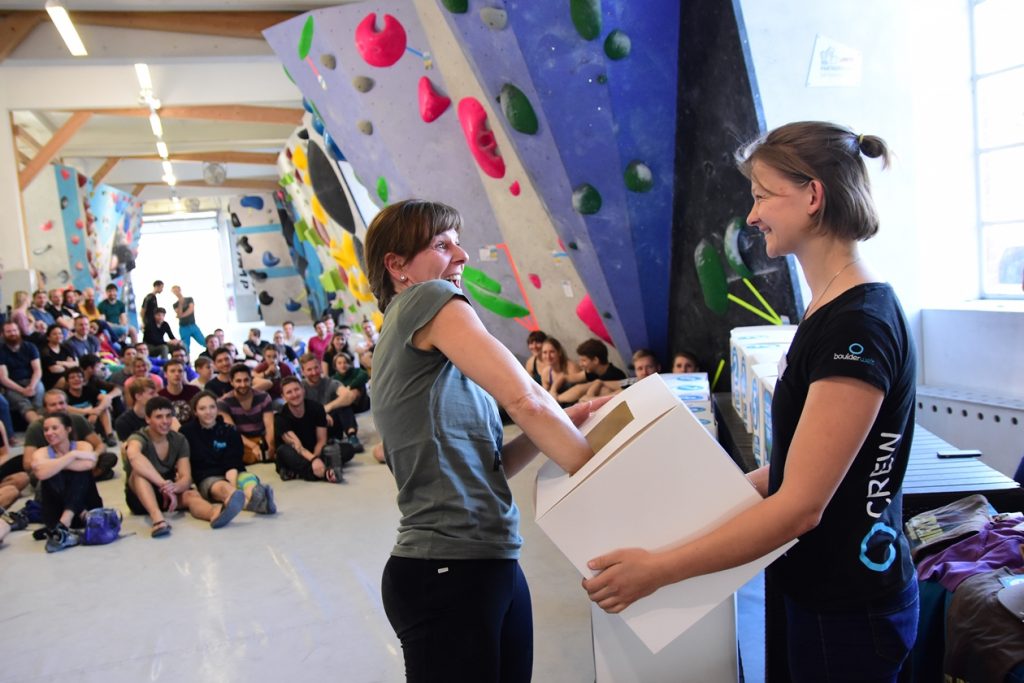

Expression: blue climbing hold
xmin=312 ymin=116 xmax=325 ymax=136
xmin=240 ymin=196 xmax=264 ymax=210
xmin=285 ymin=298 xmax=302 ymax=312
xmin=324 ymin=132 xmax=345 ymax=161
xmin=302 ymin=98 xmax=314 ymax=114
xmin=262 ymin=251 xmax=281 ymax=267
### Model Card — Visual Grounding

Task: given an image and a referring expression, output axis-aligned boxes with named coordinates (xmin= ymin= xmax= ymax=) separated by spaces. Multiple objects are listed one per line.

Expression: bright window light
xmin=45 ymin=1 xmax=87 ymax=57
xmin=134 ymin=63 xmax=153 ymax=91
xmin=156 ymin=141 xmax=168 ymax=159
xmin=149 ymin=112 xmax=163 ymax=137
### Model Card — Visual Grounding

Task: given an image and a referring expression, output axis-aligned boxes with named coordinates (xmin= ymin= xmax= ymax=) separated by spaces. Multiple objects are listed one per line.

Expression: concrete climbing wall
xmin=228 ymin=193 xmax=309 ymax=326
xmin=23 ymin=164 xmax=143 ymax=303
xmin=264 ymin=1 xmax=620 ymax=365
xmin=276 ymin=115 xmax=384 ymax=331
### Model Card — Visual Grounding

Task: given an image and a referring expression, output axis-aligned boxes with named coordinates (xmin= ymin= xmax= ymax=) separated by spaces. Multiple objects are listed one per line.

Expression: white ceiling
xmin=0 ymin=2 xmax=350 ymax=206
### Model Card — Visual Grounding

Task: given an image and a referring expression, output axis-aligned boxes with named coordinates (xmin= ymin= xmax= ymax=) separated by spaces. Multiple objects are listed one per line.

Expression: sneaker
xmin=264 ymin=485 xmax=277 ymax=514
xmin=211 ymin=490 xmax=245 ymax=529
xmin=322 ymin=449 xmax=345 ymax=484
xmin=93 ymin=452 xmax=118 ymax=482
xmin=0 ymin=508 xmax=29 ymax=532
xmin=21 ymin=500 xmax=43 ymax=524
xmin=45 ymin=525 xmax=81 ymax=553
xmin=244 ymin=484 xmax=267 ymax=513
xmin=103 ymin=433 xmax=118 ymax=447
xmin=346 ymin=433 xmax=365 ymax=454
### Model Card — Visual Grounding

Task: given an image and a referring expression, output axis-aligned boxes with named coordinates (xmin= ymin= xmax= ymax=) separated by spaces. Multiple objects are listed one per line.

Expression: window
xmin=972 ymin=0 xmax=1024 ymax=298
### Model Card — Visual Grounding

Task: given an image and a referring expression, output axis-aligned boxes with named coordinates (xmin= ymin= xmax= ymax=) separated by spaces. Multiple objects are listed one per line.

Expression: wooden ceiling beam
xmin=131 ymin=184 xmax=146 ymax=197
xmin=0 ymin=11 xmax=45 ymax=63
xmin=12 ymin=124 xmax=43 ymax=154
xmin=92 ymin=157 xmax=120 ymax=185
xmin=175 ymin=178 xmax=280 ymax=191
xmin=126 ymin=151 xmax=279 ymax=165
xmin=18 ymin=111 xmax=92 ymax=190
xmin=78 ymin=105 xmax=303 ymax=126
xmin=70 ymin=11 xmax=299 ymax=40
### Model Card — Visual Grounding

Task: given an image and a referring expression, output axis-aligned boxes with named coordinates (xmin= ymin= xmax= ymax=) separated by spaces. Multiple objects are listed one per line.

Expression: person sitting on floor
xmin=306 ymin=321 xmax=331 ymax=362
xmin=180 ymin=391 xmax=275 ymax=516
xmin=0 ymin=420 xmax=31 ymax=525
xmin=204 ymin=348 xmax=234 ymax=397
xmin=142 ymin=308 xmax=175 ymax=360
xmin=22 ymin=389 xmax=117 ymax=481
xmin=125 ymin=396 xmax=244 ymax=536
xmin=159 ymin=359 xmax=200 ymax=424
xmin=671 ymin=349 xmax=702 ymax=374
xmin=114 ymin=379 xmax=159 ymax=444
xmin=269 ymin=329 xmax=298 ymax=369
xmin=197 ymin=334 xmax=220 ymax=361
xmin=169 ymin=346 xmax=198 ymax=382
xmin=281 ymin=320 xmax=306 ymax=358
xmin=65 ymin=316 xmax=101 ymax=360
xmin=123 ymin=357 xmax=165 ymax=409
xmin=538 ymin=336 xmax=580 ymax=400
xmin=0 ymin=320 xmax=45 ymax=425
xmin=39 ymin=323 xmax=77 ymax=390
xmin=217 ymin=364 xmax=274 ymax=465
xmin=242 ymin=328 xmax=268 ymax=364
xmin=191 ymin=356 xmax=213 ymax=389
xmin=64 ymin=366 xmax=117 ymax=447
xmin=323 ymin=329 xmax=356 ymax=376
xmin=330 ymin=351 xmax=370 ymax=414
xmin=583 ymin=348 xmax=662 ymax=398
xmin=555 ymin=338 xmax=627 ymax=405
xmin=252 ymin=344 xmax=292 ymax=406
xmin=300 ymin=352 xmax=363 ymax=453
xmin=274 ymin=377 xmax=347 ymax=483
xmin=523 ymin=330 xmax=547 ymax=384
xmin=27 ymin=412 xmax=102 ymax=552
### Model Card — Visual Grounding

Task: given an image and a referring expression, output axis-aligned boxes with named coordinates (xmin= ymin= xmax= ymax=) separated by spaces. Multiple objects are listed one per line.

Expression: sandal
xmin=325 ymin=467 xmax=344 ymax=484
xmin=151 ymin=520 xmax=171 ymax=538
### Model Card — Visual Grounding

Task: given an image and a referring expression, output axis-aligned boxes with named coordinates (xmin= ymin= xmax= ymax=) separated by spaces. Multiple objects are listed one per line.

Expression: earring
xmin=400 ymin=275 xmax=407 ymax=282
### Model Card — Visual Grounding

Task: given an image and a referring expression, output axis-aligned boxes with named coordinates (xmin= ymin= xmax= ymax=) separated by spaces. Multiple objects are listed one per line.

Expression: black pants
xmin=0 ymin=454 xmax=23 ymax=480
xmin=381 ymin=556 xmax=533 ymax=683
xmin=328 ymin=406 xmax=358 ymax=438
xmin=275 ymin=443 xmax=324 ymax=481
xmin=39 ymin=469 xmax=102 ymax=528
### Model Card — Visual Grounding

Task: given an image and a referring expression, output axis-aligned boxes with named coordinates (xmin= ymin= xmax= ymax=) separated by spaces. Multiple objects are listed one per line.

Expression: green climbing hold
xmin=604 ymin=29 xmax=631 ymax=60
xmin=596 ymin=74 xmax=608 ymax=84
xmin=376 ymin=177 xmax=389 ymax=204
xmin=281 ymin=173 xmax=294 ymax=186
xmin=464 ymin=281 xmax=530 ymax=319
xmin=624 ymin=161 xmax=654 ymax=193
xmin=695 ymin=239 xmax=729 ymax=315
xmin=568 ymin=242 xmax=578 ymax=250
xmin=348 ymin=304 xmax=357 ymax=313
xmin=723 ymin=217 xmax=754 ymax=279
xmin=463 ymin=266 xmax=502 ymax=294
xmin=298 ymin=16 xmax=314 ymax=60
xmin=572 ymin=184 xmax=602 ymax=215
xmin=570 ymin=0 xmax=601 ymax=41
xmin=441 ymin=0 xmax=468 ymax=13
xmin=499 ymin=84 xmax=539 ymax=135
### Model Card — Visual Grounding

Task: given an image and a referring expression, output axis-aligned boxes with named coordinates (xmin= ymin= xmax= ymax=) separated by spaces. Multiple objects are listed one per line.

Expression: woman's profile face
xmin=399 ymin=229 xmax=467 ymax=290
xmin=746 ymin=160 xmax=817 ymax=259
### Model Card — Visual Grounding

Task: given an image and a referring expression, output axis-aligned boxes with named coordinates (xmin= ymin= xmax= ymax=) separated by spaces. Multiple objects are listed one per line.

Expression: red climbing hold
xmin=71 ymin=235 xmax=80 ymax=245
xmin=529 ymin=273 xmax=541 ymax=289
xmin=457 ymin=98 xmax=506 ymax=179
xmin=509 ymin=181 xmax=521 ymax=196
xmin=576 ymin=294 xmax=614 ymax=346
xmin=418 ymin=77 xmax=451 ymax=123
xmin=354 ymin=13 xmax=407 ymax=68
xmin=60 ymin=169 xmax=70 ymax=180
xmin=41 ymin=220 xmax=53 ymax=232
xmin=75 ymin=219 xmax=84 ymax=229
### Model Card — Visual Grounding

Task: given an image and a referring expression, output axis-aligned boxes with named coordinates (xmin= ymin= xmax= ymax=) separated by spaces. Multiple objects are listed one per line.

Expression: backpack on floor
xmin=81 ymin=507 xmax=123 ymax=545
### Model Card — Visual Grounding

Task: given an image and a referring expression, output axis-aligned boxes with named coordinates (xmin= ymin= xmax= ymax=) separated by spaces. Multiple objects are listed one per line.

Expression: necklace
xmin=802 ymin=257 xmax=860 ymax=321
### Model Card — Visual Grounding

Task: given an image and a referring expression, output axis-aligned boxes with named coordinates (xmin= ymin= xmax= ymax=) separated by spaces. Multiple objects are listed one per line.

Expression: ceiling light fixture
xmin=149 ymin=112 xmax=163 ymax=138
xmin=161 ymin=160 xmax=174 ymax=176
xmin=162 ymin=173 xmax=177 ymax=187
xmin=156 ymin=141 xmax=168 ymax=159
xmin=134 ymin=63 xmax=152 ymax=91
xmin=45 ymin=0 xmax=87 ymax=57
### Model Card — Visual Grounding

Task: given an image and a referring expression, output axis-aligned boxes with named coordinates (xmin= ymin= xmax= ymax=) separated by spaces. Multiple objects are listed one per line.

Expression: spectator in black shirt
xmin=142 ymin=308 xmax=175 ymax=359
xmin=555 ymin=338 xmax=626 ymax=404
xmin=204 ymin=348 xmax=234 ymax=398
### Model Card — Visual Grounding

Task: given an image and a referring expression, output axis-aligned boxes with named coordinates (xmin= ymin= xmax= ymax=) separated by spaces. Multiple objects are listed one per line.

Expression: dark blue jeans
xmin=0 ymin=393 xmax=13 ymax=444
xmin=382 ymin=556 xmax=533 ymax=683
xmin=785 ymin=580 xmax=919 ymax=682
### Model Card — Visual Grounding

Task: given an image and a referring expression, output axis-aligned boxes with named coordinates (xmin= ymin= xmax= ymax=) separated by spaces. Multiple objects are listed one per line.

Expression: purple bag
xmin=81 ymin=508 xmax=122 ymax=545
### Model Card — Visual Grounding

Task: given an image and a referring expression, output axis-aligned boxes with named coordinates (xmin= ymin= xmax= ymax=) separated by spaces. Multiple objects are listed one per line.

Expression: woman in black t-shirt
xmin=40 ymin=324 xmax=77 ymax=389
xmin=583 ymin=122 xmax=918 ymax=682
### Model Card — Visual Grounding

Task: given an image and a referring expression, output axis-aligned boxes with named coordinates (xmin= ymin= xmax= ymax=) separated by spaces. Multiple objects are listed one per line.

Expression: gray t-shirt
xmin=125 ymin=428 xmax=190 ymax=480
xmin=372 ymin=279 xmax=520 ymax=560
xmin=302 ymin=377 xmax=342 ymax=407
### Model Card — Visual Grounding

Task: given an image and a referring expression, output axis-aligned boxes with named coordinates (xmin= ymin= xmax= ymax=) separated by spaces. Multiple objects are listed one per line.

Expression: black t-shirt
xmin=205 ymin=376 xmax=233 ymax=398
xmin=40 ymin=344 xmax=76 ymax=389
xmin=143 ymin=321 xmax=175 ymax=346
xmin=274 ymin=399 xmax=327 ymax=451
xmin=768 ymin=283 xmax=916 ymax=609
xmin=114 ymin=409 xmax=148 ymax=442
xmin=585 ymin=363 xmax=627 ymax=382
xmin=141 ymin=293 xmax=158 ymax=328
xmin=160 ymin=384 xmax=201 ymax=423
xmin=179 ymin=416 xmax=244 ymax=482
xmin=67 ymin=384 xmax=101 ymax=409
xmin=173 ymin=297 xmax=196 ymax=326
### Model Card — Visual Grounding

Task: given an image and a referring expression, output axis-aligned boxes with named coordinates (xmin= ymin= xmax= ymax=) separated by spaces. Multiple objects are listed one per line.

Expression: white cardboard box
xmin=757 ymin=373 xmax=778 ymax=466
xmin=729 ymin=327 xmax=795 ymax=417
xmin=749 ymin=363 xmax=778 ymax=467
xmin=534 ymin=374 xmax=794 ymax=653
xmin=739 ymin=343 xmax=791 ymax=431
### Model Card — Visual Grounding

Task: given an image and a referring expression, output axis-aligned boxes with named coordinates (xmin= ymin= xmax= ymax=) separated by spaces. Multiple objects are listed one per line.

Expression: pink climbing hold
xmin=354 ymin=13 xmax=407 ymax=68
xmin=60 ymin=169 xmax=70 ymax=180
xmin=456 ymin=98 xmax=506 ymax=179
xmin=575 ymin=294 xmax=614 ymax=346
xmin=509 ymin=181 xmax=521 ymax=196
xmin=74 ymin=261 xmax=84 ymax=271
xmin=529 ymin=273 xmax=541 ymax=289
xmin=71 ymin=235 xmax=80 ymax=245
xmin=75 ymin=219 xmax=84 ymax=229
xmin=418 ymin=76 xmax=451 ymax=123
xmin=41 ymin=220 xmax=53 ymax=232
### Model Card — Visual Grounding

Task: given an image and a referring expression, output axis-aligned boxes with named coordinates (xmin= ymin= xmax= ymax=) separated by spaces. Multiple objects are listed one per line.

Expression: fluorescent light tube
xmin=45 ymin=1 xmax=87 ymax=57
xmin=161 ymin=160 xmax=174 ymax=176
xmin=149 ymin=112 xmax=163 ymax=137
xmin=134 ymin=63 xmax=152 ymax=91
xmin=156 ymin=141 xmax=168 ymax=158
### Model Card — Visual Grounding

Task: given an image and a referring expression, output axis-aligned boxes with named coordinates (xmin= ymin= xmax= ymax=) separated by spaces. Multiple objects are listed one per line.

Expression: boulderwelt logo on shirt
xmin=834 ymin=342 xmax=876 ymax=365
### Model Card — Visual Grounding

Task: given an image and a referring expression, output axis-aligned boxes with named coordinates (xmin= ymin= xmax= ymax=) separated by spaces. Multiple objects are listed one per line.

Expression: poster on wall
xmin=806 ymin=34 xmax=863 ymax=87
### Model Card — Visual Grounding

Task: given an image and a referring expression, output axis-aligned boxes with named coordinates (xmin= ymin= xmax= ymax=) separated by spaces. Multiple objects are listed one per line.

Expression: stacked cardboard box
xmin=661 ymin=372 xmax=716 ymax=439
xmin=729 ymin=325 xmax=796 ymax=432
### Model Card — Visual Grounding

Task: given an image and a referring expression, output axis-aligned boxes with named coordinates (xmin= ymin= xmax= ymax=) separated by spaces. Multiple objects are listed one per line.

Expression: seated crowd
xmin=0 ymin=284 xmax=377 ymax=551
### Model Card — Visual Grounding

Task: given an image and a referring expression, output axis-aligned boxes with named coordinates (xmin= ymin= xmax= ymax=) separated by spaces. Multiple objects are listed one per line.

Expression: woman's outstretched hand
xmin=564 ymin=395 xmax=614 ymax=428
xmin=582 ymin=547 xmax=665 ymax=614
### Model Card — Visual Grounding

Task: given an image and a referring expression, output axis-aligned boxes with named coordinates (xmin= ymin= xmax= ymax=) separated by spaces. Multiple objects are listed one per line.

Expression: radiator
xmin=916 ymin=385 xmax=1024 ymax=478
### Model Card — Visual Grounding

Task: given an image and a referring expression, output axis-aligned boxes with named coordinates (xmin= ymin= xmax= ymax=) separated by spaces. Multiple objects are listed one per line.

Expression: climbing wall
xmin=264 ymin=1 xmax=620 ymax=365
xmin=276 ymin=115 xmax=384 ymax=331
xmin=23 ymin=165 xmax=143 ymax=301
xmin=228 ymin=193 xmax=309 ymax=326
